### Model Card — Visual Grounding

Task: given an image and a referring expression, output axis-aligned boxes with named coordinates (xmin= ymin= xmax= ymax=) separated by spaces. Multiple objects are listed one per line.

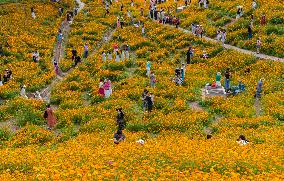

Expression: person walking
xmin=255 ymin=78 xmax=264 ymax=98
xmin=248 ymin=25 xmax=253 ymax=39
xmin=53 ymin=60 xmax=60 ymax=75
xmin=186 ymin=46 xmax=194 ymax=64
xmin=44 ymin=104 xmax=57 ymax=130
xmin=146 ymin=61 xmax=151 ymax=77
xmin=57 ymin=29 xmax=63 ymax=45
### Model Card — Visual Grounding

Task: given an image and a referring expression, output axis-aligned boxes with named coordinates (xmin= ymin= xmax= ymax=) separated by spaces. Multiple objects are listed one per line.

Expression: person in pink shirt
xmin=104 ymin=79 xmax=112 ymax=98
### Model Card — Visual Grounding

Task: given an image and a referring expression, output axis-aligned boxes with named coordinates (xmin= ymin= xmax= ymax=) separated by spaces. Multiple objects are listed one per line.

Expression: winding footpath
xmin=167 ymin=5 xmax=284 ymax=63
xmin=178 ymin=28 xmax=284 ymax=62
xmin=0 ymin=0 xmax=117 ymax=132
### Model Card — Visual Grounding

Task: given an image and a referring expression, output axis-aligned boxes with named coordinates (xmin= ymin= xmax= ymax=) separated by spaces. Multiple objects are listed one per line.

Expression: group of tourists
xmin=216 ymin=29 xmax=227 ymax=45
xmin=0 ymin=69 xmax=12 ymax=86
xmin=204 ymin=67 xmax=263 ymax=98
xmin=150 ymin=4 xmax=181 ymax=28
xmin=98 ymin=78 xmax=113 ymax=98
xmin=191 ymin=23 xmax=205 ymax=38
xmin=102 ymin=44 xmax=130 ymax=62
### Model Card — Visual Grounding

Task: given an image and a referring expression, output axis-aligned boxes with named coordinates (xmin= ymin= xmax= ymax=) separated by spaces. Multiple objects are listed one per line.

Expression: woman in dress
xmin=98 ymin=79 xmax=105 ymax=97
xmin=45 ymin=104 xmax=57 ymax=130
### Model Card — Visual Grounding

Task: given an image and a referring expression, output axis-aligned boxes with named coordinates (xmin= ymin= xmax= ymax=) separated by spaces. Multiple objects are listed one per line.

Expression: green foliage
xmin=0 ymin=127 xmax=13 ymax=141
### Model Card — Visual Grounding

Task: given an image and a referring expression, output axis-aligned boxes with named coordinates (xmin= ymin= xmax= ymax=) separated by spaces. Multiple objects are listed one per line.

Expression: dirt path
xmin=168 ymin=5 xmax=284 ymax=62
xmin=0 ymin=0 xmax=118 ymax=133
xmin=188 ymin=101 xmax=223 ymax=135
xmin=178 ymin=28 xmax=284 ymax=62
xmin=254 ymin=98 xmax=262 ymax=117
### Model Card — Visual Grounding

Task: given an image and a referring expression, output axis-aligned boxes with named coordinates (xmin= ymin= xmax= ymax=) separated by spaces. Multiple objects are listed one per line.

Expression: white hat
xmin=136 ymin=139 xmax=145 ymax=145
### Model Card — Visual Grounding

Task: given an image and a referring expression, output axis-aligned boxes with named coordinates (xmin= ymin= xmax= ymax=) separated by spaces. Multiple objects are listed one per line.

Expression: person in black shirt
xmin=142 ymin=89 xmax=148 ymax=112
xmin=113 ymin=130 xmax=126 ymax=144
xmin=186 ymin=46 xmax=194 ymax=64
xmin=74 ymin=56 xmax=81 ymax=66
xmin=224 ymin=68 xmax=231 ymax=92
xmin=146 ymin=92 xmax=153 ymax=112
xmin=71 ymin=48 xmax=77 ymax=61
xmin=116 ymin=108 xmax=125 ymax=130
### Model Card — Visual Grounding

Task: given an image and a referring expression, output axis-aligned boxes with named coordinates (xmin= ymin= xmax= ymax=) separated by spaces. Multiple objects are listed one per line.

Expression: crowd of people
xmin=98 ymin=79 xmax=113 ymax=98
xmin=0 ymin=0 xmax=272 ymax=148
xmin=102 ymin=44 xmax=130 ymax=62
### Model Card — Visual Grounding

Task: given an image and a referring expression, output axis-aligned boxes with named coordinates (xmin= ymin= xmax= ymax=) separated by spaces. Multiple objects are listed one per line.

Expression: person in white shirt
xmin=236 ymin=135 xmax=249 ymax=146
xmin=20 ymin=85 xmax=28 ymax=99
xmin=252 ymin=0 xmax=257 ymax=9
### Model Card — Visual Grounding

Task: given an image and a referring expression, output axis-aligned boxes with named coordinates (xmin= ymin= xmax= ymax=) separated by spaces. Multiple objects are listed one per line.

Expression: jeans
xmin=83 ymin=51 xmax=88 ymax=58
xmin=225 ymin=79 xmax=230 ymax=91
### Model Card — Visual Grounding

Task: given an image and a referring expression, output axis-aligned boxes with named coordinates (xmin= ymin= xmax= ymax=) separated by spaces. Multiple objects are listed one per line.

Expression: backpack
xmin=44 ymin=110 xmax=48 ymax=119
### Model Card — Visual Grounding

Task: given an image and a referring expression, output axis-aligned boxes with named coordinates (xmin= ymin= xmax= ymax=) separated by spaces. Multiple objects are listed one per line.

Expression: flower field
xmin=0 ymin=0 xmax=74 ymax=98
xmin=0 ymin=0 xmax=283 ymax=180
xmin=167 ymin=0 xmax=284 ymax=57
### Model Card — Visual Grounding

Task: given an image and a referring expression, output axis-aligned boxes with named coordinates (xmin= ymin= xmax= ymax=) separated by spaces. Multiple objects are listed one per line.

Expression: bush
xmin=0 ymin=127 xmax=13 ymax=141
xmin=266 ymin=25 xmax=284 ymax=35
xmin=270 ymin=17 xmax=284 ymax=25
